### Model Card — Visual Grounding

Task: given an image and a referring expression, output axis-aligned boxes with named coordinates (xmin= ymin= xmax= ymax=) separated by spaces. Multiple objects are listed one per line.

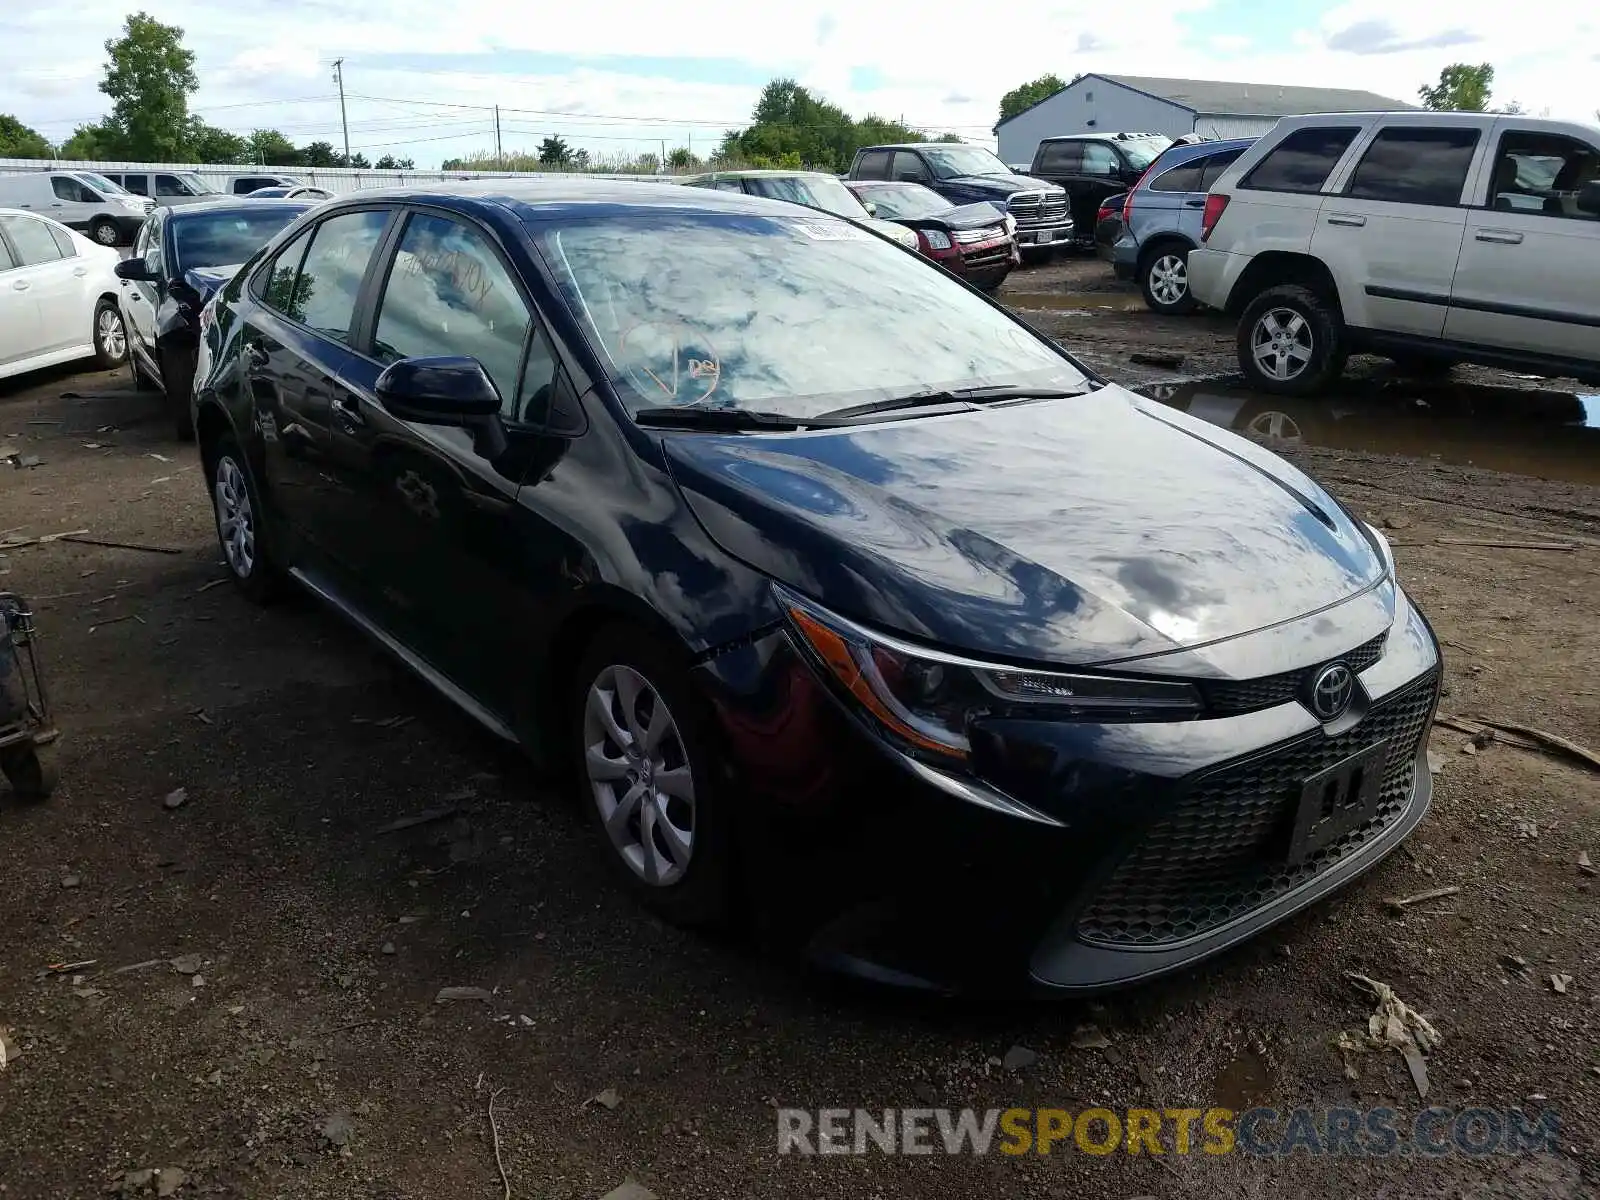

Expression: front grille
xmin=962 ymin=247 xmax=1011 ymax=269
xmin=1076 ymin=669 xmax=1438 ymax=948
xmin=1007 ymin=191 xmax=1069 ymax=226
xmin=1201 ymin=634 xmax=1386 ymax=716
xmin=953 ymin=225 xmax=1004 ymax=245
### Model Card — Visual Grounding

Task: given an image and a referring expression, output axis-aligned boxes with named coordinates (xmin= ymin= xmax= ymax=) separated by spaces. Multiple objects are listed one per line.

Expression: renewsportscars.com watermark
xmin=777 ymin=1106 xmax=1560 ymax=1158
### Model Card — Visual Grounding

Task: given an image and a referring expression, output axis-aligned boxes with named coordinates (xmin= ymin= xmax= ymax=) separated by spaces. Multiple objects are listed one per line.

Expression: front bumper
xmin=695 ymin=587 xmax=1441 ymax=993
xmin=1014 ymin=219 xmax=1074 ymax=248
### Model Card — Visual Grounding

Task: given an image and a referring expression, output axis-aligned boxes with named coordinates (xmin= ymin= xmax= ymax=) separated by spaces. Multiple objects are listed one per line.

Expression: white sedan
xmin=0 ymin=208 xmax=127 ymax=382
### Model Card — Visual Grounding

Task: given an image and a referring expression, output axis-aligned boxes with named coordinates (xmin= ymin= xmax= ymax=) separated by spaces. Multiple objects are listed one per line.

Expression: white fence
xmin=0 ymin=157 xmax=674 ymax=195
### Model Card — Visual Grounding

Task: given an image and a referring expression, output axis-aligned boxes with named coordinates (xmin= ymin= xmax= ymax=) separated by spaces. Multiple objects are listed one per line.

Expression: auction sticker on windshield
xmin=790 ymin=220 xmax=871 ymax=241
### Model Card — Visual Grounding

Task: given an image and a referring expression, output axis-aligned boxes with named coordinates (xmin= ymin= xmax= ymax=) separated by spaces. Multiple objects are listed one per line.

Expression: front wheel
xmin=89 ymin=218 xmax=120 ymax=247
xmin=92 ymin=299 xmax=127 ymax=369
xmin=1 ymin=745 xmax=57 ymax=802
xmin=572 ymin=624 xmax=731 ymax=927
xmin=161 ymin=346 xmax=197 ymax=441
xmin=1237 ymin=284 xmax=1347 ymax=396
xmin=1140 ymin=245 xmax=1197 ymax=314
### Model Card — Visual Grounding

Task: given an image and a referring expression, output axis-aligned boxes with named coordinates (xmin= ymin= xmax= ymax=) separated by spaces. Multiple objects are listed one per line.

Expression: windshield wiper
xmin=633 ymin=406 xmax=845 ymax=431
xmin=819 ymin=385 xmax=1090 ymax=421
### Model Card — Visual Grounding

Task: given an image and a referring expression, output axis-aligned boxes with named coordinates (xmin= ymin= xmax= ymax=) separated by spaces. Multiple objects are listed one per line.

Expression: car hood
xmin=183 ymin=264 xmax=240 ymax=302
xmin=942 ymin=173 xmax=1061 ymax=196
xmin=662 ymin=386 xmax=1386 ymax=666
xmin=897 ymin=201 xmax=1010 ymax=232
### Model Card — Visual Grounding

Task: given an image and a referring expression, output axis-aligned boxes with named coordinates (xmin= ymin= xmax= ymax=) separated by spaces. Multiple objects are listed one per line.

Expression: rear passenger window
xmin=47 ymin=224 xmax=76 ymax=258
xmin=0 ymin=215 xmax=65 ymax=265
xmin=854 ymin=151 xmax=892 ymax=181
xmin=1199 ymin=149 xmax=1245 ymax=190
xmin=1149 ymin=161 xmax=1204 ymax=192
xmin=286 ymin=210 xmax=389 ymax=341
xmin=0 ymin=238 xmax=15 ymax=272
xmin=1346 ymin=127 xmax=1479 ymax=206
xmin=372 ymin=212 xmax=535 ymax=420
xmin=1242 ymin=127 xmax=1359 ymax=194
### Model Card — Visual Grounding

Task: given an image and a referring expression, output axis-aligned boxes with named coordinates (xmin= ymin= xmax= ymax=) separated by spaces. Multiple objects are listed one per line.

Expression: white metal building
xmin=995 ymin=74 xmax=1417 ymax=165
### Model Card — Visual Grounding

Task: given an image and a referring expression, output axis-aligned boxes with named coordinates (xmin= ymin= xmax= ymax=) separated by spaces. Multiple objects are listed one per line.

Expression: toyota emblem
xmin=1309 ymin=663 xmax=1355 ymax=721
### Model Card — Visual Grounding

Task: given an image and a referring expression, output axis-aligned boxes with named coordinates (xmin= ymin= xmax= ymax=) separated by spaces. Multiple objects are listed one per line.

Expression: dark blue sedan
xmin=191 ymin=180 xmax=1441 ymax=993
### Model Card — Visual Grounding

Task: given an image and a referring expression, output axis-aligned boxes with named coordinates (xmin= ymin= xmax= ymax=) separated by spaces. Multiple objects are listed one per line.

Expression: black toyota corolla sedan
xmin=192 ymin=181 xmax=1441 ymax=993
xmin=115 ymin=198 xmax=312 ymax=439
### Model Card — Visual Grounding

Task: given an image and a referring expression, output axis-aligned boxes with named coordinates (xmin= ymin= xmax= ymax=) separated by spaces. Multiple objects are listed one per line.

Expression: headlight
xmin=923 ymin=228 xmax=953 ymax=251
xmin=777 ymin=586 xmax=1201 ymax=763
xmin=893 ymin=226 xmax=919 ymax=250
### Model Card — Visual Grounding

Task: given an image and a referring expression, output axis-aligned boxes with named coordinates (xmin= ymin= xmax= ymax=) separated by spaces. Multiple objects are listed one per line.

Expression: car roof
xmin=1038 ymin=132 xmax=1170 ymax=144
xmin=311 ymin=177 xmax=813 ymax=222
xmin=857 ymin=143 xmax=967 ymax=152
xmin=166 ymin=199 xmax=317 ymax=220
xmin=1148 ymin=136 xmax=1257 ymax=165
xmin=680 ymin=169 xmax=840 ymax=181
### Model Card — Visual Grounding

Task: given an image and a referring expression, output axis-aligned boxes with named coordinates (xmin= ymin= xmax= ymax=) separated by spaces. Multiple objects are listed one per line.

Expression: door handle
xmin=244 ymin=343 xmax=270 ymax=369
xmin=331 ymin=394 xmax=365 ymax=427
xmin=1325 ymin=213 xmax=1366 ymax=227
xmin=11 ymin=280 xmax=29 ymax=292
xmin=1184 ymin=198 xmax=1205 ymax=208
xmin=1475 ymin=229 xmax=1523 ymax=244
xmin=73 ymin=266 xmax=89 ymax=277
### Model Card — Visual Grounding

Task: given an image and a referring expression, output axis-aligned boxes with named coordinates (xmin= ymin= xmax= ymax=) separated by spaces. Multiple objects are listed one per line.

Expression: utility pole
xmin=332 ymin=58 xmax=351 ymax=166
xmin=660 ymin=138 xmax=666 ymax=174
xmin=494 ymin=105 xmax=503 ymax=170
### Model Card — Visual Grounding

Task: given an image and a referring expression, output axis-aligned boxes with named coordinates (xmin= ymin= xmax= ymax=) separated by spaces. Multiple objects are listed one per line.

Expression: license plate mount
xmin=1286 ymin=739 xmax=1391 ymax=864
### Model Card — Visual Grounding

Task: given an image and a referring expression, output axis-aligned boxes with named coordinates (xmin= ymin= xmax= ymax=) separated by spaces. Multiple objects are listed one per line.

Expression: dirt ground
xmin=1 ymin=259 xmax=1598 ymax=1199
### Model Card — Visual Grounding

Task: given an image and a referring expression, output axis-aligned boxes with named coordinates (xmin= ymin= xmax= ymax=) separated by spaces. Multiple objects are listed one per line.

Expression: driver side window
xmin=891 ymin=151 xmax=929 ymax=182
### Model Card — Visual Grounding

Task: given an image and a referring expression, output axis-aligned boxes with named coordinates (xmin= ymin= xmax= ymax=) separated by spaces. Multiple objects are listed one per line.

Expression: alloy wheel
xmin=93 ymin=222 xmax=118 ymax=246
xmin=1148 ymin=253 xmax=1188 ymax=306
xmin=1250 ymin=307 xmax=1315 ymax=382
xmin=96 ymin=306 xmax=127 ymax=363
xmin=583 ymin=664 xmax=696 ymax=887
xmin=1245 ymin=410 xmax=1304 ymax=443
xmin=214 ymin=455 xmax=256 ymax=578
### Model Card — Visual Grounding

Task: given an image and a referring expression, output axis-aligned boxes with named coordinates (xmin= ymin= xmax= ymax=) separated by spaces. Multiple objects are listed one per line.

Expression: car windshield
xmin=77 ymin=172 xmax=129 ymax=196
xmin=172 ymin=210 xmax=305 ymax=272
xmin=1121 ymin=138 xmax=1174 ymax=169
xmin=860 ymin=184 xmax=951 ymax=219
xmin=743 ymin=175 xmax=864 ymax=218
xmin=179 ymin=172 xmax=221 ymax=195
xmin=537 ymin=213 xmax=1087 ymax=419
xmin=921 ymin=146 xmax=1011 ymax=178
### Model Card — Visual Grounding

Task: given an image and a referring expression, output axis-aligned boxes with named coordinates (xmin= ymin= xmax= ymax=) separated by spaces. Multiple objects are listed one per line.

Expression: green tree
xmin=247 ymin=128 xmax=301 ymax=165
xmin=1418 ymin=63 xmax=1494 ymax=112
xmin=301 ymin=140 xmax=339 ymax=167
xmin=998 ymin=74 xmax=1067 ymax=124
xmin=98 ymin=12 xmax=199 ymax=159
xmin=373 ymin=154 xmax=414 ymax=170
xmin=634 ymin=151 xmax=659 ymax=174
xmin=719 ymin=78 xmax=931 ymax=173
xmin=667 ymin=146 xmax=699 ymax=170
xmin=60 ymin=122 xmax=117 ymax=160
xmin=572 ymin=147 xmax=591 ymax=170
xmin=188 ymin=121 xmax=248 ymax=163
xmin=342 ymin=151 xmax=370 ymax=169
xmin=538 ymin=136 xmax=571 ymax=166
xmin=0 ymin=115 xmax=53 ymax=159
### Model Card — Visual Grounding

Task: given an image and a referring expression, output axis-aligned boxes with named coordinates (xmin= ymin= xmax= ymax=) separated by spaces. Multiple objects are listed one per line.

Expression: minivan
xmin=98 ymin=170 xmax=223 ymax=209
xmin=227 ymin=174 xmax=307 ymax=195
xmin=0 ymin=171 xmax=153 ymax=247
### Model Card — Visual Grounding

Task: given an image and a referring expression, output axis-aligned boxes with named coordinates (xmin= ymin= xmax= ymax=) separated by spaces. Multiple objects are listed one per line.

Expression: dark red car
xmin=845 ymin=181 xmax=1019 ymax=292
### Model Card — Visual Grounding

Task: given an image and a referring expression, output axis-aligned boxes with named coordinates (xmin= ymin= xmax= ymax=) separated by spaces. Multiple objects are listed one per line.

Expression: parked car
xmin=190 ymin=180 xmax=1441 ymax=993
xmin=847 ymin=143 xmax=1072 ymax=260
xmin=1188 ymin=112 xmax=1600 ymax=393
xmin=246 ymin=185 xmax=337 ymax=201
xmin=0 ymin=171 xmax=152 ymax=247
xmin=97 ymin=170 xmax=223 ymax=209
xmin=1107 ymin=137 xmax=1255 ymax=314
xmin=679 ymin=171 xmax=920 ymax=251
xmin=1094 ymin=194 xmax=1126 ymax=259
xmin=115 ymin=199 xmax=313 ymax=438
xmin=0 ymin=208 xmax=126 ymax=381
xmin=229 ymin=174 xmax=307 ymax=195
xmin=1027 ymin=133 xmax=1173 ymax=241
xmin=844 ymin=181 xmax=1018 ymax=290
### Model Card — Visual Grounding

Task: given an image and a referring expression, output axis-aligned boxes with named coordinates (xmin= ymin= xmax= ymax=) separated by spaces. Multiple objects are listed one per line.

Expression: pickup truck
xmin=847 ymin=142 xmax=1072 ymax=259
xmin=1026 ymin=132 xmax=1172 ymax=240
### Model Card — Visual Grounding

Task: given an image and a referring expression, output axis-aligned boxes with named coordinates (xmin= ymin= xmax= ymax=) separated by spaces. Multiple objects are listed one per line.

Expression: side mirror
xmin=375 ymin=356 xmax=508 ymax=459
xmin=114 ymin=258 xmax=155 ymax=282
xmin=1578 ymin=180 xmax=1600 ymax=216
xmin=862 ymin=200 xmax=878 ymax=217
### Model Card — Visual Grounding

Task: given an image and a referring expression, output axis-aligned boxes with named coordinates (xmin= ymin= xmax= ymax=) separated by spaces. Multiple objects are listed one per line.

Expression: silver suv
xmin=1187 ymin=112 xmax=1600 ymax=393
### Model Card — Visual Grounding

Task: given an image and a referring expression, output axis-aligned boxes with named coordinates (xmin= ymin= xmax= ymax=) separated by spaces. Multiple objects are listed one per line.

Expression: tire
xmin=160 ymin=346 xmax=197 ymax=441
xmin=1 ymin=745 xmax=56 ymax=802
xmin=89 ymin=218 xmax=121 ymax=247
xmin=1139 ymin=243 xmax=1198 ymax=314
xmin=206 ymin=436 xmax=281 ymax=604
xmin=1236 ymin=283 xmax=1347 ymax=396
xmin=92 ymin=298 xmax=127 ymax=369
xmin=571 ymin=623 xmax=731 ymax=927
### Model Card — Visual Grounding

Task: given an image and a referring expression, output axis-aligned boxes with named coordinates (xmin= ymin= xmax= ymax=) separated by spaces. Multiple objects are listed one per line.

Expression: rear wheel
xmin=92 ymin=299 xmax=127 ymax=369
xmin=1139 ymin=243 xmax=1197 ymax=314
xmin=89 ymin=217 xmax=120 ymax=247
xmin=1237 ymin=283 xmax=1347 ymax=396
xmin=572 ymin=624 xmax=731 ymax=927
xmin=160 ymin=346 xmax=197 ymax=441
xmin=207 ymin=436 xmax=281 ymax=604
xmin=1 ymin=745 xmax=56 ymax=802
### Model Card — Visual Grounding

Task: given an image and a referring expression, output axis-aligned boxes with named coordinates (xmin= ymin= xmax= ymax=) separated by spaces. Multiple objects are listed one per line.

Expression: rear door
xmin=1314 ymin=121 xmax=1481 ymax=337
xmin=1445 ymin=123 xmax=1600 ymax=364
xmin=0 ymin=231 xmax=42 ymax=369
xmin=0 ymin=213 xmax=79 ymax=356
xmin=239 ymin=207 xmax=394 ymax=549
xmin=1133 ymin=153 xmax=1204 ymax=244
xmin=332 ymin=206 xmax=557 ymax=711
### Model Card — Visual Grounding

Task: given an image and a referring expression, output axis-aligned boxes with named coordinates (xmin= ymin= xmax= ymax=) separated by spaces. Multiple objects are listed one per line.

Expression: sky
xmin=2 ymin=0 xmax=1597 ymax=168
